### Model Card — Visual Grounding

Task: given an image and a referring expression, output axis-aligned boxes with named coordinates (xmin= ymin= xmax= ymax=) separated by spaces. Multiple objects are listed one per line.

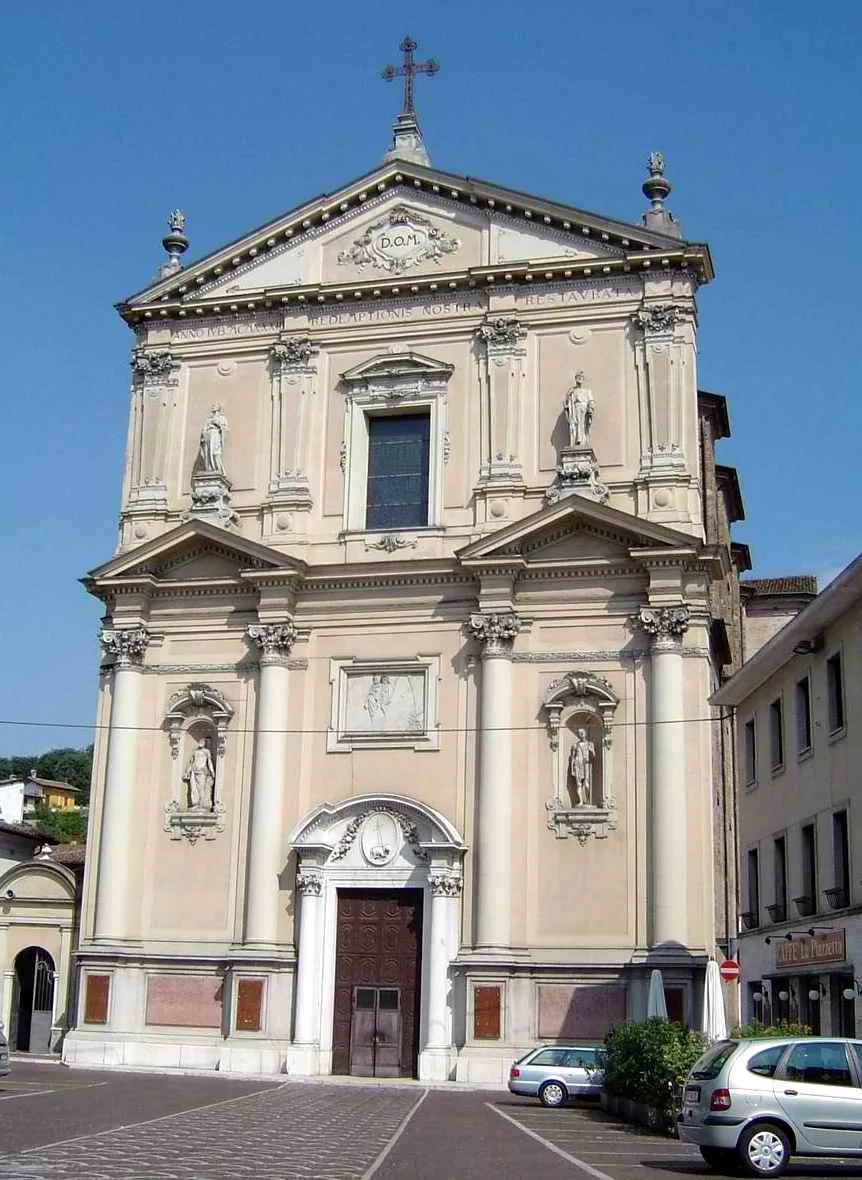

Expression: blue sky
xmin=1 ymin=1 xmax=859 ymax=755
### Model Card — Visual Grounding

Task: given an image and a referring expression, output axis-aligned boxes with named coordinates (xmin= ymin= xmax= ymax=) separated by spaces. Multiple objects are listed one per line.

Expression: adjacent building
xmin=62 ymin=85 xmax=749 ymax=1080
xmin=713 ymin=555 xmax=862 ymax=1035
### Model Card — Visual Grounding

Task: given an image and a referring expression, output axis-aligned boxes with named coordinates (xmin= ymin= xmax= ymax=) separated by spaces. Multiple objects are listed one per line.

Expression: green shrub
xmin=602 ymin=1019 xmax=708 ymax=1116
xmin=731 ymin=1019 xmax=811 ymax=1038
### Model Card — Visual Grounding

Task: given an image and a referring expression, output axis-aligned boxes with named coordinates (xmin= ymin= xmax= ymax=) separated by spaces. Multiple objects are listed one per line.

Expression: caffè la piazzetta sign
xmin=338 ymin=206 xmax=461 ymax=275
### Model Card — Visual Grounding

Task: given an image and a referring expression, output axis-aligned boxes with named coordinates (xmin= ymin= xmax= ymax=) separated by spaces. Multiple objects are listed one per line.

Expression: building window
xmin=769 ymin=698 xmax=784 ymax=771
xmin=828 ymin=809 xmax=851 ymax=909
xmin=365 ymin=412 xmax=430 ymax=530
xmin=801 ymin=823 xmax=817 ymax=909
xmin=827 ymin=653 xmax=845 ymax=734
xmin=796 ymin=676 xmax=812 ymax=755
xmin=743 ymin=718 xmax=757 ymax=785
xmin=747 ymin=848 xmax=760 ymax=926
xmin=771 ymin=836 xmax=787 ymax=923
xmin=339 ymin=350 xmax=452 ymax=534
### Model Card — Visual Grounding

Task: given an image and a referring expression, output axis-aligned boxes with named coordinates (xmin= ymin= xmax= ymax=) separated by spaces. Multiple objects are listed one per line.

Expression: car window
xmin=564 ymin=1049 xmax=597 ymax=1069
xmin=783 ymin=1042 xmax=854 ymax=1087
xmin=690 ymin=1041 xmax=737 ymax=1080
xmin=531 ymin=1048 xmax=569 ymax=1066
xmin=747 ymin=1046 xmax=785 ymax=1078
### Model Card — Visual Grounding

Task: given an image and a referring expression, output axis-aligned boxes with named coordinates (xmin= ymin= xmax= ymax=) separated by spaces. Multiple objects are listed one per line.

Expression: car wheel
xmin=700 ymin=1146 xmax=738 ymax=1172
xmin=538 ymin=1080 xmax=567 ymax=1108
xmin=736 ymin=1122 xmax=790 ymax=1177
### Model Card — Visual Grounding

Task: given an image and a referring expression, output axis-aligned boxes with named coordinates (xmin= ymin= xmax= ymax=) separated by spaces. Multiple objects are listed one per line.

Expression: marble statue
xmin=198 ymin=405 xmax=228 ymax=476
xmin=570 ymin=727 xmax=596 ymax=806
xmin=565 ymin=372 xmax=594 ymax=449
xmin=183 ymin=739 xmax=215 ymax=810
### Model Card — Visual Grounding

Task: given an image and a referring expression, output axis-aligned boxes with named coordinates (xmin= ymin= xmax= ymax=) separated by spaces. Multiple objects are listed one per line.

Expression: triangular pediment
xmin=122 ymin=160 xmax=704 ymax=314
xmin=85 ymin=521 xmax=303 ymax=589
xmin=340 ymin=349 xmax=454 ymax=384
xmin=457 ymin=498 xmax=700 ymax=568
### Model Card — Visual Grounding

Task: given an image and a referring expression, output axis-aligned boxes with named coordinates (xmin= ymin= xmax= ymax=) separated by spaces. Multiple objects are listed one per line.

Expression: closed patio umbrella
xmin=702 ymin=959 xmax=728 ymax=1042
xmin=647 ymin=968 xmax=668 ymax=1019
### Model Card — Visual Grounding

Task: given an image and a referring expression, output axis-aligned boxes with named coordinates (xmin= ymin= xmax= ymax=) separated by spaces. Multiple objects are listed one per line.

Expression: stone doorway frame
xmin=286 ymin=794 xmax=465 ymax=1081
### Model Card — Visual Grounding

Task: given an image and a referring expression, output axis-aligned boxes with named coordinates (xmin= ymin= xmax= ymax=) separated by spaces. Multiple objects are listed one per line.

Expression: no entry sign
xmin=719 ymin=959 xmax=740 ymax=983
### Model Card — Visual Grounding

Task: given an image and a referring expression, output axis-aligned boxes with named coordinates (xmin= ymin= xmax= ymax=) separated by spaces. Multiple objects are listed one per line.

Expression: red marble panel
xmin=538 ymin=984 xmax=626 ymax=1040
xmin=145 ymin=974 xmax=223 ymax=1028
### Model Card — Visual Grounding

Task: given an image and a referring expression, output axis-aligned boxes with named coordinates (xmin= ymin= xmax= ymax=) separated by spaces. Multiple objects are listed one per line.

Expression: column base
xmin=284 ymin=1042 xmax=326 ymax=1076
xmin=418 ymin=1046 xmax=456 ymax=1082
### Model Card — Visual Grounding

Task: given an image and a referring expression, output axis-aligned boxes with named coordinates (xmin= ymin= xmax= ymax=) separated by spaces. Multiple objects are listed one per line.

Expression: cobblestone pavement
xmin=0 ymin=1078 xmax=419 ymax=1180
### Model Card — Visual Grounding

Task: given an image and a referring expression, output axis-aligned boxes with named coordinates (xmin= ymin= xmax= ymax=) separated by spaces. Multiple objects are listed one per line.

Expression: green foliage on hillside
xmin=0 ymin=746 xmax=93 ymax=804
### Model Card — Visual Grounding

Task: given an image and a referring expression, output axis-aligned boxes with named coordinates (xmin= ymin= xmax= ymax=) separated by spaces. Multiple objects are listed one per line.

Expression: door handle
xmin=784 ymin=1089 xmax=798 ymax=1095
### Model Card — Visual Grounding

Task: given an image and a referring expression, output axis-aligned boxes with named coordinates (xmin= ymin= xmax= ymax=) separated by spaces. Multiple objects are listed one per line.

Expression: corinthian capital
xmin=131 ymin=348 xmax=179 ymax=379
xmin=99 ymin=626 xmax=151 ymax=667
xmin=634 ymin=304 xmax=684 ymax=335
xmin=428 ymin=873 xmax=463 ymax=897
xmin=271 ymin=336 xmax=316 ymax=368
xmin=478 ymin=317 xmax=526 ymax=350
xmin=247 ymin=622 xmax=297 ymax=662
xmin=633 ymin=604 xmax=690 ymax=648
xmin=467 ymin=611 xmax=522 ymax=655
xmin=295 ymin=871 xmax=323 ymax=896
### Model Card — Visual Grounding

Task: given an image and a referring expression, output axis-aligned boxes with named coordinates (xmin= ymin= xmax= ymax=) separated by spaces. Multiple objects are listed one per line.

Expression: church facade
xmin=63 ymin=101 xmax=746 ymax=1081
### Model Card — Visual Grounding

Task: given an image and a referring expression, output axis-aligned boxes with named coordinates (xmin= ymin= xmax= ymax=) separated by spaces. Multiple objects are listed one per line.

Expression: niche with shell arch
xmin=163 ymin=683 xmax=233 ymax=843
xmin=541 ymin=671 xmax=619 ymax=843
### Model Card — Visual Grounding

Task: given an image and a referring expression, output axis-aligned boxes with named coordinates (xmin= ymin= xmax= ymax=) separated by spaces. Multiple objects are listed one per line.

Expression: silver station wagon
xmin=679 ymin=1036 xmax=862 ymax=1176
xmin=508 ymin=1044 xmax=603 ymax=1107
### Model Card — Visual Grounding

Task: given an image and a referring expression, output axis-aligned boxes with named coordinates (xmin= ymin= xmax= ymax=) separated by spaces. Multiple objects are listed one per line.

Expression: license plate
xmin=684 ymin=1085 xmax=701 ymax=1104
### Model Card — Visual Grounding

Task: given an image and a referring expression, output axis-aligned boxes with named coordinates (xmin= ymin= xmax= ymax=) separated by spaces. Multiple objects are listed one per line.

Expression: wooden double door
xmin=332 ymin=889 xmax=423 ymax=1078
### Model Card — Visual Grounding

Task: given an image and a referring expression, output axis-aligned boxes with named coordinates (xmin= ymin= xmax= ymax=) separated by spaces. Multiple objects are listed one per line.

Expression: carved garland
xmin=329 ymin=808 xmax=429 ymax=863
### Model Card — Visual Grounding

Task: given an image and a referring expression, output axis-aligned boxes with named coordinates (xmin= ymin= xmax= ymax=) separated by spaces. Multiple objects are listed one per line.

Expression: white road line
xmin=361 ymin=1088 xmax=428 ymax=1180
xmin=488 ymin=1103 xmax=618 ymax=1180
xmin=0 ymin=1090 xmax=55 ymax=1102
xmin=13 ymin=1081 xmax=287 ymax=1154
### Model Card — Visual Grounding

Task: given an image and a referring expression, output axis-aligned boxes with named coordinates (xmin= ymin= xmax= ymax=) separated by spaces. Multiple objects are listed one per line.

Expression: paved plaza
xmin=4 ymin=1062 xmax=862 ymax=1179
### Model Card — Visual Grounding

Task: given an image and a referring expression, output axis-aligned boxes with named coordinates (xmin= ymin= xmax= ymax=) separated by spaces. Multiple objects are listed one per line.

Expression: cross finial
xmin=382 ymin=35 xmax=439 ymax=116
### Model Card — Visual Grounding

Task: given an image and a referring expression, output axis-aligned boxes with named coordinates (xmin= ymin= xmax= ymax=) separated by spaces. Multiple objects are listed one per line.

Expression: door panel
xmin=332 ymin=890 xmax=422 ymax=1078
xmin=774 ymin=1042 xmax=862 ymax=1151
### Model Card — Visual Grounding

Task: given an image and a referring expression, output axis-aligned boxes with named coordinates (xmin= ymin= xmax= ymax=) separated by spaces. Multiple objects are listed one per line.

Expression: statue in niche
xmin=197 ymin=405 xmax=228 ymax=476
xmin=182 ymin=738 xmax=216 ymax=810
xmin=565 ymin=372 xmax=594 ymax=449
xmin=569 ymin=727 xmax=596 ymax=806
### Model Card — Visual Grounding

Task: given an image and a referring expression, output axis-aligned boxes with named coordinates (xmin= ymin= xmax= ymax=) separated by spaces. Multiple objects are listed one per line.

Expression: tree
xmin=29 ymin=806 xmax=87 ymax=842
xmin=0 ymin=745 xmax=93 ymax=805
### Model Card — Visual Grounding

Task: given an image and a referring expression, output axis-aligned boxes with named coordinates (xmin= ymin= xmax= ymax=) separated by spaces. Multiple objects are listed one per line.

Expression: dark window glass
xmin=783 ymin=1041 xmax=853 ymax=1087
xmin=355 ymin=988 xmax=376 ymax=1010
xmin=828 ymin=654 xmax=845 ymax=732
xmin=365 ymin=413 xmax=430 ymax=530
xmin=748 ymin=1045 xmax=785 ymax=1078
xmin=744 ymin=719 xmax=757 ymax=783
xmin=802 ymin=824 xmax=817 ymax=903
xmin=770 ymin=699 xmax=784 ymax=769
xmin=531 ymin=1048 xmax=569 ymax=1066
xmin=774 ymin=837 xmax=787 ymax=912
xmin=378 ymin=989 xmax=400 ymax=1010
xmin=564 ymin=1049 xmax=597 ymax=1068
xmin=833 ymin=810 xmax=850 ymax=902
xmin=690 ymin=1041 xmax=736 ymax=1080
xmin=748 ymin=848 xmax=760 ymax=920
xmin=796 ymin=677 xmax=812 ymax=753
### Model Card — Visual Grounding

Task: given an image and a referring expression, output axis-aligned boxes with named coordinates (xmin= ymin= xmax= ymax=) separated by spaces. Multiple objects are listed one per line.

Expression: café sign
xmin=338 ymin=206 xmax=460 ymax=275
xmin=775 ymin=930 xmax=846 ymax=968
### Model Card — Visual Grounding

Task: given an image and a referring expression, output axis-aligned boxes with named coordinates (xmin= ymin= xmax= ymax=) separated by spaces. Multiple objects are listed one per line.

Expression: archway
xmin=11 ymin=947 xmax=56 ymax=1053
